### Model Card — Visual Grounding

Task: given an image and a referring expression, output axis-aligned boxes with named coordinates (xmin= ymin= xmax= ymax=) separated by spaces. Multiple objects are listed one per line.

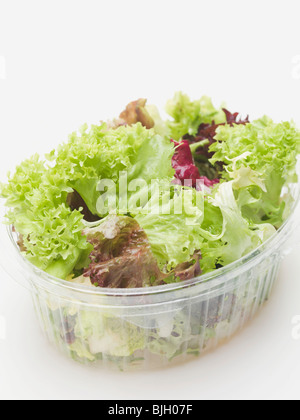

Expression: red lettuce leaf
xmin=171 ymin=139 xmax=219 ymax=189
xmin=83 ymin=215 xmax=201 ymax=288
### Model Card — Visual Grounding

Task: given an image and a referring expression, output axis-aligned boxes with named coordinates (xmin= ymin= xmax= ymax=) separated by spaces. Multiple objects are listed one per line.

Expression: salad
xmin=1 ymin=92 xmax=299 ymax=286
xmin=1 ymin=92 xmax=299 ymax=368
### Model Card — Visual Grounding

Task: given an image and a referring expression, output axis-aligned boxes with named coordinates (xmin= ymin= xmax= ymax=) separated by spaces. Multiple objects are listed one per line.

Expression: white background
xmin=0 ymin=0 xmax=300 ymax=401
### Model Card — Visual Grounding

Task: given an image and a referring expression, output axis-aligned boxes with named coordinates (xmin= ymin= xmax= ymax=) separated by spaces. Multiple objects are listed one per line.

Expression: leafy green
xmin=145 ymin=104 xmax=170 ymax=137
xmin=81 ymin=214 xmax=202 ymax=287
xmin=13 ymin=203 xmax=90 ymax=279
xmin=119 ymin=98 xmax=155 ymax=129
xmin=1 ymin=97 xmax=299 ymax=284
xmin=147 ymin=312 xmax=191 ymax=359
xmin=210 ymin=117 xmax=300 ymax=226
xmin=82 ymin=215 xmax=167 ymax=288
xmin=134 ymin=180 xmax=276 ymax=274
xmin=0 ymin=156 xmax=91 ymax=279
xmin=49 ymin=123 xmax=175 ymax=217
xmin=74 ymin=311 xmax=146 ymax=357
xmin=0 ymin=154 xmax=47 ymax=211
xmin=69 ymin=340 xmax=96 ymax=362
xmin=0 ymin=124 xmax=175 ymax=279
xmin=133 ymin=185 xmax=205 ymax=270
xmin=166 ymin=92 xmax=226 ymax=140
xmin=208 ymin=181 xmax=276 ymax=266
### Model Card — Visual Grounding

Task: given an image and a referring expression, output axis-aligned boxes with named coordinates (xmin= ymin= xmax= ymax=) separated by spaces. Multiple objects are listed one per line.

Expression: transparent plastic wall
xmin=30 ymin=252 xmax=280 ymax=371
xmin=0 ymin=183 xmax=299 ymax=371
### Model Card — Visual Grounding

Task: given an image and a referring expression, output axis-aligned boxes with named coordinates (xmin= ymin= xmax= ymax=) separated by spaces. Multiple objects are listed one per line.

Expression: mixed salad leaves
xmin=1 ymin=92 xmax=299 ymax=287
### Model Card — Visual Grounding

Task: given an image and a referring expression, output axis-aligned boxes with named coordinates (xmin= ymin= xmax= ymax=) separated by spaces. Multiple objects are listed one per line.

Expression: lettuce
xmin=1 ymin=95 xmax=299 ymax=284
xmin=134 ymin=180 xmax=276 ymax=274
xmin=82 ymin=215 xmax=166 ymax=288
xmin=0 ymin=154 xmax=47 ymax=211
xmin=119 ymin=98 xmax=155 ymax=129
xmin=166 ymin=92 xmax=226 ymax=140
xmin=79 ymin=215 xmax=201 ymax=287
xmin=210 ymin=117 xmax=300 ymax=226
xmin=133 ymin=185 xmax=205 ymax=270
xmin=74 ymin=311 xmax=146 ymax=358
xmin=69 ymin=340 xmax=95 ymax=362
xmin=0 ymin=156 xmax=91 ymax=279
xmin=208 ymin=181 xmax=276 ymax=266
xmin=49 ymin=123 xmax=175 ymax=217
xmin=148 ymin=312 xmax=191 ymax=359
xmin=11 ymin=202 xmax=90 ymax=279
xmin=145 ymin=104 xmax=170 ymax=137
xmin=0 ymin=124 xmax=174 ymax=279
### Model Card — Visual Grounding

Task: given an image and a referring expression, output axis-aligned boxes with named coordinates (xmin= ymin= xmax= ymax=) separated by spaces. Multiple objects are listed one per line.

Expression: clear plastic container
xmin=0 ymin=184 xmax=299 ymax=371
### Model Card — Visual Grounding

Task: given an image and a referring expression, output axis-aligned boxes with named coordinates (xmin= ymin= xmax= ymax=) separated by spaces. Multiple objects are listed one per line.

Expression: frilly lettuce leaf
xmin=0 ymin=124 xmax=174 ymax=278
xmin=166 ymin=92 xmax=226 ymax=141
xmin=0 ymin=124 xmax=175 ymax=279
xmin=50 ymin=123 xmax=175 ymax=217
xmin=210 ymin=117 xmax=300 ymax=226
xmin=12 ymin=203 xmax=91 ymax=279
xmin=0 ymin=154 xmax=47 ymax=211
xmin=0 ymin=156 xmax=91 ymax=279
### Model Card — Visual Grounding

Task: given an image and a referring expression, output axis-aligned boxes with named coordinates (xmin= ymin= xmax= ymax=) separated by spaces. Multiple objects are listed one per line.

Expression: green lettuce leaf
xmin=74 ymin=311 xmax=146 ymax=357
xmin=208 ymin=181 xmax=276 ymax=266
xmin=133 ymin=185 xmax=205 ymax=270
xmin=210 ymin=117 xmax=300 ymax=226
xmin=50 ymin=123 xmax=175 ymax=217
xmin=69 ymin=340 xmax=96 ymax=362
xmin=0 ymin=154 xmax=47 ymax=211
xmin=166 ymin=92 xmax=226 ymax=140
xmin=145 ymin=104 xmax=170 ymax=137
xmin=0 ymin=156 xmax=91 ymax=279
xmin=0 ymin=124 xmax=175 ymax=279
xmin=134 ymin=180 xmax=276 ymax=275
xmin=12 ymin=203 xmax=91 ymax=279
